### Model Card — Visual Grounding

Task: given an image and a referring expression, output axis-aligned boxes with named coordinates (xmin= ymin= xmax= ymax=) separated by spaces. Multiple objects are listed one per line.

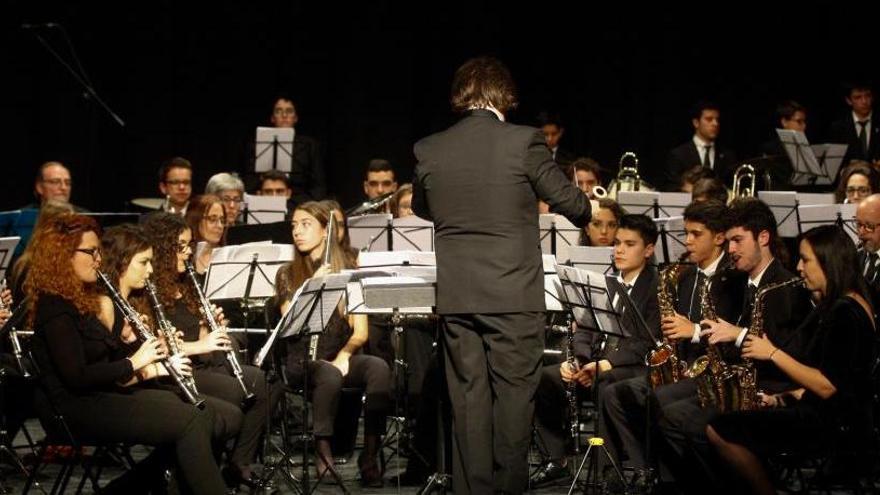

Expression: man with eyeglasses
xmin=158 ymin=156 xmax=193 ymax=215
xmin=268 ymin=96 xmax=326 ymax=203
xmin=855 ymin=194 xmax=880 ymax=310
xmin=205 ymin=172 xmax=245 ymax=226
xmin=26 ymin=161 xmax=88 ymax=212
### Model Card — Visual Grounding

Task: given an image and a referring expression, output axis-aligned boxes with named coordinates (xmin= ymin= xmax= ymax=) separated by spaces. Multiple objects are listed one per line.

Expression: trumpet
xmin=96 ymin=271 xmax=205 ymax=408
xmin=143 ymin=278 xmax=201 ymax=397
xmin=184 ymin=260 xmax=256 ymax=408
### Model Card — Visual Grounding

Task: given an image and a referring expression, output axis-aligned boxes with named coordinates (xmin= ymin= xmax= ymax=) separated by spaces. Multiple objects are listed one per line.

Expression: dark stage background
xmin=1 ymin=1 xmax=877 ymax=212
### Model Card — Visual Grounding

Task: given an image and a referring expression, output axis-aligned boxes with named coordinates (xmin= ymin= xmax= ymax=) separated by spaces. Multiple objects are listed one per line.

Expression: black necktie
xmin=740 ymin=284 xmax=757 ymax=327
xmin=858 ymin=120 xmax=869 ymax=155
xmin=689 ymin=271 xmax=707 ymax=322
xmin=703 ymin=145 xmax=712 ymax=168
xmin=866 ymin=252 xmax=879 ymax=284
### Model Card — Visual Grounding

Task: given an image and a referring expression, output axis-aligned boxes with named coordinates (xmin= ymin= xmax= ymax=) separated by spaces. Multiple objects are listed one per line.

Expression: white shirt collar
xmin=618 ymin=267 xmax=643 ymax=290
xmin=853 ymin=110 xmax=873 ymax=124
xmin=693 ymin=134 xmax=713 ymax=149
xmin=699 ymin=252 xmax=724 ymax=277
xmin=749 ymin=258 xmax=773 ymax=287
xmin=470 ymin=105 xmax=505 ymax=122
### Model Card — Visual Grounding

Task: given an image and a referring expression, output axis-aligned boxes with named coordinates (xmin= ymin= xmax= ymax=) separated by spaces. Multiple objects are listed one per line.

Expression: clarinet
xmin=96 ymin=271 xmax=205 ymax=408
xmin=184 ymin=260 xmax=256 ymax=407
xmin=0 ymin=290 xmax=30 ymax=378
xmin=143 ymin=278 xmax=201 ymax=397
xmin=564 ymin=314 xmax=580 ymax=454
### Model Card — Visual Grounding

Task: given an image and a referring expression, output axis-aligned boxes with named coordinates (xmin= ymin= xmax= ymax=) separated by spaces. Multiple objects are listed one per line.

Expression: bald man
xmin=855 ymin=194 xmax=880 ymax=310
xmin=24 ymin=161 xmax=88 ymax=211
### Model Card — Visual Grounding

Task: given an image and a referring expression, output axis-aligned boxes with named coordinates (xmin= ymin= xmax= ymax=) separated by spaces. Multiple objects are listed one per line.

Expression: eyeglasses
xmin=75 ymin=247 xmax=101 ymax=259
xmin=43 ymin=178 xmax=72 ymax=187
xmin=855 ymin=219 xmax=878 ymax=233
xmin=176 ymin=241 xmax=194 ymax=253
xmin=847 ymin=186 xmax=871 ymax=196
xmin=219 ymin=196 xmax=243 ymax=205
xmin=164 ymin=179 xmax=191 ymax=187
xmin=203 ymin=215 xmax=225 ymax=225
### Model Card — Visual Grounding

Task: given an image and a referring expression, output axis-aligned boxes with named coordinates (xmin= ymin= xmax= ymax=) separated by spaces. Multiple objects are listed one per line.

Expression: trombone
xmin=732 ymin=164 xmax=757 ymax=197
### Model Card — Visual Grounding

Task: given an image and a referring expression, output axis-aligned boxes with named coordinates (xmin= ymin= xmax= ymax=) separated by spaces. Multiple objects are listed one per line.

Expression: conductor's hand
xmin=168 ymin=354 xmax=193 ymax=378
xmin=202 ymin=331 xmax=231 ymax=353
xmin=741 ymin=333 xmax=776 ymax=361
xmin=662 ymin=313 xmax=696 ymax=340
xmin=130 ymin=338 xmax=166 ymax=370
xmin=330 ymin=354 xmax=350 ymax=377
xmin=699 ymin=317 xmax=742 ymax=345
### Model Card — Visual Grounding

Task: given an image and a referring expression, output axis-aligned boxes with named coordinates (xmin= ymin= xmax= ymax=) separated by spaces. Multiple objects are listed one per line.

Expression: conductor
xmin=411 ymin=56 xmax=591 ymax=494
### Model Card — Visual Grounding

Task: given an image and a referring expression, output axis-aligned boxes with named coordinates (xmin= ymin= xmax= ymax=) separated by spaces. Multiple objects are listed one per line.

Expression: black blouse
xmin=32 ymin=294 xmax=135 ymax=399
xmin=285 ymin=310 xmax=353 ymax=369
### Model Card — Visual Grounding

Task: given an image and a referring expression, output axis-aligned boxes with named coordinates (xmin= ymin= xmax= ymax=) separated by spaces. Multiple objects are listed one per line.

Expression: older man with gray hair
xmin=855 ymin=193 xmax=880 ymax=310
xmin=206 ymin=172 xmax=245 ymax=225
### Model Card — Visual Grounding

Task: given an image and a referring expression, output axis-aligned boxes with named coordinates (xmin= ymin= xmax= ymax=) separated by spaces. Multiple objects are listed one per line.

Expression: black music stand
xmin=617 ymin=192 xmax=690 ymax=220
xmin=390 ymin=216 xmax=435 ymax=252
xmin=555 ymin=265 xmax=638 ymax=495
xmin=653 ymin=217 xmax=688 ymax=266
xmin=0 ymin=237 xmax=21 ymax=281
xmin=348 ymin=214 xmax=393 ymax=252
xmin=255 ymin=127 xmax=295 ymax=173
xmin=256 ymin=273 xmax=351 ymax=494
xmin=540 ymin=214 xmax=581 ymax=262
xmin=240 ymin=194 xmax=288 ymax=225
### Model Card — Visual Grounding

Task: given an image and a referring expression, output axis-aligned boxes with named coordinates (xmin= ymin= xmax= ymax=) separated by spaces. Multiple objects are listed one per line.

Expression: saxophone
xmin=729 ymin=277 xmax=804 ymax=411
xmin=690 ymin=270 xmax=741 ymax=413
xmin=645 ymin=261 xmax=688 ymax=388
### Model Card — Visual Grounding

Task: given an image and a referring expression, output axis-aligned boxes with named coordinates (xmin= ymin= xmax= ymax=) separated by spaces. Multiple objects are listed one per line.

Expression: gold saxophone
xmin=646 ymin=261 xmax=688 ymax=388
xmin=728 ymin=276 xmax=805 ymax=411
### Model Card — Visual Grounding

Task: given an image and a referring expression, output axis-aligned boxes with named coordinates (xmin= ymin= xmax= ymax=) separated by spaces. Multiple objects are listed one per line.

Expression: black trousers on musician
xmin=286 ymin=353 xmax=392 ymax=438
xmin=534 ymin=363 xmax=645 ymax=462
xmin=39 ymin=388 xmax=230 ymax=495
xmin=600 ymin=376 xmax=696 ymax=472
xmin=441 ymin=312 xmax=544 ymax=495
xmin=194 ymin=363 xmax=268 ymax=467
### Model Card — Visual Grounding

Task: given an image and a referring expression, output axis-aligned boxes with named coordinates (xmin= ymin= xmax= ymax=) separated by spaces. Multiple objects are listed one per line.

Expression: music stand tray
xmin=349 ymin=214 xmax=393 ymax=252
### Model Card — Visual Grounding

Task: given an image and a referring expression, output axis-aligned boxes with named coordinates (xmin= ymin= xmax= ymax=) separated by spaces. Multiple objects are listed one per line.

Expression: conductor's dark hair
xmin=450 ymin=56 xmax=518 ymax=114
xmin=683 ymin=200 xmax=728 ymax=234
xmin=799 ymin=225 xmax=871 ymax=312
xmin=690 ymin=100 xmax=721 ymax=120
xmin=725 ymin=198 xmax=784 ymax=259
xmin=617 ymin=214 xmax=658 ymax=246
xmin=776 ymin=100 xmax=806 ymax=122
xmin=158 ymin=156 xmax=192 ymax=183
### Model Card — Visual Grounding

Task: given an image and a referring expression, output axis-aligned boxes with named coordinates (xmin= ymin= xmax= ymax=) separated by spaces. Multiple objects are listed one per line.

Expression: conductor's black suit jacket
xmin=411 ymin=109 xmax=591 ymax=315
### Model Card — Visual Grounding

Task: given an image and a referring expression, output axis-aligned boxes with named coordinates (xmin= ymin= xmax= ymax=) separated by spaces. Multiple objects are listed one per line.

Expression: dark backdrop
xmin=2 ymin=1 xmax=876 ymax=211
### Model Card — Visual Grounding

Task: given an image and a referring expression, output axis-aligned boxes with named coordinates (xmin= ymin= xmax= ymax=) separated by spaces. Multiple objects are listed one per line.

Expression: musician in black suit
xmin=657 ymin=198 xmax=812 ymax=494
xmin=532 ymin=214 xmax=660 ymax=486
xmin=829 ymin=82 xmax=880 ymax=168
xmin=269 ymin=96 xmax=327 ymax=203
xmin=599 ymin=201 xmax=743 ymax=480
xmin=855 ymin=194 xmax=880 ymax=311
xmin=758 ymin=100 xmax=808 ymax=189
xmin=411 ymin=56 xmax=591 ymax=494
xmin=665 ymin=101 xmax=737 ymax=191
xmin=537 ymin=111 xmax=576 ymax=167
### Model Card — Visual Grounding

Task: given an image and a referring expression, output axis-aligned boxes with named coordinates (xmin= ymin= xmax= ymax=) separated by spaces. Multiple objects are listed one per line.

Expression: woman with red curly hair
xmin=26 ymin=214 xmax=227 ymax=494
xmin=139 ymin=211 xmax=269 ymax=489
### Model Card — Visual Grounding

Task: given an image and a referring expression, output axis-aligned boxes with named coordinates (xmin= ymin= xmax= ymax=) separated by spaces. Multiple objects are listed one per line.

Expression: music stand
xmin=540 ymin=214 xmax=582 ymax=262
xmin=348 ymin=214 xmax=393 ymax=252
xmin=777 ymin=129 xmax=846 ymax=186
xmin=0 ymin=210 xmax=38 ymax=258
xmin=566 ymin=247 xmax=615 ymax=275
xmin=797 ymin=203 xmax=859 ymax=245
xmin=345 ymin=266 xmax=441 ymax=493
xmin=757 ymin=191 xmax=835 ymax=238
xmin=256 ymin=273 xmax=352 ymax=493
xmin=617 ymin=192 xmax=690 ymax=219
xmin=255 ymin=127 xmax=295 ymax=173
xmin=391 ymin=216 xmax=435 ymax=252
xmin=226 ymin=221 xmax=292 ymax=245
xmin=653 ymin=216 xmax=688 ymax=265
xmin=0 ymin=237 xmax=21 ymax=281
xmin=241 ymin=193 xmax=288 ymax=224
xmin=554 ymin=265 xmax=644 ymax=494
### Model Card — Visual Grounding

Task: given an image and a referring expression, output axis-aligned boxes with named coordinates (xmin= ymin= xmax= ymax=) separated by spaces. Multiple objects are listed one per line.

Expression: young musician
xmin=579 ymin=198 xmax=625 ymax=247
xmin=26 ymin=215 xmax=227 ymax=494
xmin=274 ymin=201 xmax=391 ymax=487
xmin=532 ymin=214 xmax=660 ymax=486
xmin=138 ymin=213 xmax=269 ymax=489
xmin=708 ymin=225 xmax=876 ymax=494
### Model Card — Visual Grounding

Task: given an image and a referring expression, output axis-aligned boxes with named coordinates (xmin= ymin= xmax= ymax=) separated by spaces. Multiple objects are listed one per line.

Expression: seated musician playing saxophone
xmin=599 ymin=200 xmax=742 ymax=483
xmin=656 ymin=199 xmax=811 ymax=494
xmin=708 ymin=225 xmax=876 ymax=494
xmin=532 ymin=214 xmax=660 ymax=487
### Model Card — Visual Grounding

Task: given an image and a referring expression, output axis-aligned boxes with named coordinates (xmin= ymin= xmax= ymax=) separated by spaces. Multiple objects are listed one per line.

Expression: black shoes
xmin=358 ymin=454 xmax=384 ymax=488
xmin=531 ymin=460 xmax=571 ymax=487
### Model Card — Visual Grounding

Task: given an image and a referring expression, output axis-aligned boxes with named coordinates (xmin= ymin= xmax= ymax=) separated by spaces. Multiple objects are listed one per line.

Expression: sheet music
xmin=391 ymin=216 xmax=434 ymax=252
xmin=758 ymin=191 xmax=800 ymax=237
xmin=543 ymin=254 xmax=563 ymax=311
xmin=358 ymin=250 xmax=436 ymax=268
xmin=797 ymin=204 xmax=859 ymax=245
xmin=777 ymin=129 xmax=823 ymax=185
xmin=0 ymin=237 xmax=21 ymax=280
xmin=566 ymin=246 xmax=614 ymax=274
xmin=555 ymin=265 xmax=617 ymax=335
xmin=204 ymin=243 xmax=294 ymax=299
xmin=242 ymin=193 xmax=287 ymax=224
xmin=255 ymin=127 xmax=294 ymax=172
xmin=810 ymin=143 xmax=847 ymax=183
xmin=654 ymin=216 xmax=688 ymax=263
xmin=616 ymin=191 xmax=660 ymax=217
xmin=280 ymin=273 xmax=351 ymax=341
xmin=348 ymin=214 xmax=392 ymax=252
xmin=539 ymin=214 xmax=581 ymax=261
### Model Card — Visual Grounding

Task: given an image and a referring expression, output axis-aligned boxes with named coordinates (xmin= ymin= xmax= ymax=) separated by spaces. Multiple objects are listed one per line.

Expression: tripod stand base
xmin=568 ymin=437 xmax=628 ymax=495
xmin=417 ymin=472 xmax=451 ymax=495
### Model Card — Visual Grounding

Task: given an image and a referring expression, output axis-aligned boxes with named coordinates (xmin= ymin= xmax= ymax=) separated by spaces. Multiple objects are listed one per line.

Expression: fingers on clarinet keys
xmin=170 ymin=354 xmax=193 ymax=378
